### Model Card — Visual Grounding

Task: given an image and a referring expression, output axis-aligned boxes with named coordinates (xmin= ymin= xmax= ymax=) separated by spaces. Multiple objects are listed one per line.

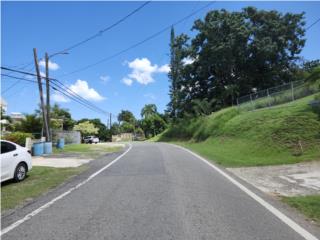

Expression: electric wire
xmin=57 ymin=1 xmax=215 ymax=78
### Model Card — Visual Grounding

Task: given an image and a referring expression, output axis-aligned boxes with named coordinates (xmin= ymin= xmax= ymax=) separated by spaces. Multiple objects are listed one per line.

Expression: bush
xmin=3 ymin=132 xmax=33 ymax=146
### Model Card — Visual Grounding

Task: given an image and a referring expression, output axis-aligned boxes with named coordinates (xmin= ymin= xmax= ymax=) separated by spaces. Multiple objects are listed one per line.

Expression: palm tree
xmin=141 ymin=104 xmax=157 ymax=118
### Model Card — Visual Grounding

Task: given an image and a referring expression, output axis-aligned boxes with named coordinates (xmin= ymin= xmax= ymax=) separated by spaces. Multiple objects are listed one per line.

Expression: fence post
xmin=291 ymin=82 xmax=295 ymax=101
xmin=250 ymin=94 xmax=254 ymax=110
xmin=267 ymin=89 xmax=271 ymax=107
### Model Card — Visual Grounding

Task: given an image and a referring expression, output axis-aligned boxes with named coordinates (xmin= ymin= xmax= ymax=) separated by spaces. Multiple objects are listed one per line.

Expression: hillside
xmin=157 ymin=94 xmax=320 ymax=167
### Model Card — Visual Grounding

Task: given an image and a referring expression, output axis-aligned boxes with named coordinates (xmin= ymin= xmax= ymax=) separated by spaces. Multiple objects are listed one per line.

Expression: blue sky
xmin=2 ymin=1 xmax=320 ymax=124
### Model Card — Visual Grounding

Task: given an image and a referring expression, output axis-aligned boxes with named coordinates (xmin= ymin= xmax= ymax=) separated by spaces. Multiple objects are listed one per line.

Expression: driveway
xmin=228 ymin=161 xmax=320 ymax=196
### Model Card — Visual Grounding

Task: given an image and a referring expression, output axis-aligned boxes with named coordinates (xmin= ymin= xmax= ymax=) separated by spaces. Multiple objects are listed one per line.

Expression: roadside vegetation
xmin=282 ymin=195 xmax=320 ymax=224
xmin=1 ymin=166 xmax=87 ymax=211
xmin=53 ymin=143 xmax=123 ymax=158
xmin=158 ymin=94 xmax=320 ymax=167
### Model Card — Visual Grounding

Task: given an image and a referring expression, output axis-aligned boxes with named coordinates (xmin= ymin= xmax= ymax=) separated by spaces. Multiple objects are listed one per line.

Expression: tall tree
xmin=167 ymin=27 xmax=189 ymax=118
xmin=50 ymin=104 xmax=75 ymax=130
xmin=117 ymin=110 xmax=136 ymax=124
xmin=141 ymin=104 xmax=157 ymax=118
xmin=169 ymin=7 xmax=306 ymax=116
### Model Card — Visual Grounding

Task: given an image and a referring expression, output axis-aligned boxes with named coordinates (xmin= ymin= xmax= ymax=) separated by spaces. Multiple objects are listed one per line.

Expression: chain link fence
xmin=237 ymin=80 xmax=319 ymax=111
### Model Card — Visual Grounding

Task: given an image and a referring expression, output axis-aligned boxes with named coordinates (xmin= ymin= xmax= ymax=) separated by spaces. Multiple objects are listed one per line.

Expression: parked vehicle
xmin=1 ymin=140 xmax=32 ymax=182
xmin=83 ymin=136 xmax=99 ymax=144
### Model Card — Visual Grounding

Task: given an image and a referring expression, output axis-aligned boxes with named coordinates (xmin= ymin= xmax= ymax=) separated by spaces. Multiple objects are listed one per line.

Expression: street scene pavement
xmin=2 ymin=142 xmax=319 ymax=240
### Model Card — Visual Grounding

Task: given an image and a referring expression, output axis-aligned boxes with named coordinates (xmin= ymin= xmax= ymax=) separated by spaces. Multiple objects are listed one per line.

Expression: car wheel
xmin=14 ymin=163 xmax=27 ymax=182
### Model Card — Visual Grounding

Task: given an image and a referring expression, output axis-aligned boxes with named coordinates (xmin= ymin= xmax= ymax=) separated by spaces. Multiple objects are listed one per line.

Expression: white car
xmin=83 ymin=136 xmax=99 ymax=144
xmin=1 ymin=140 xmax=32 ymax=182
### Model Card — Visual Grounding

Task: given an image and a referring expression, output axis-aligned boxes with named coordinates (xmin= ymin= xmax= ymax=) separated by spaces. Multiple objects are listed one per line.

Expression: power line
xmin=4 ymin=2 xmax=150 ymax=72
xmin=50 ymin=1 xmax=151 ymax=57
xmin=50 ymin=80 xmax=111 ymax=115
xmin=1 ymin=66 xmax=112 ymax=116
xmin=1 ymin=79 xmax=22 ymax=94
xmin=306 ymin=17 xmax=320 ymax=30
xmin=1 ymin=70 xmax=115 ymax=117
xmin=57 ymin=1 xmax=215 ymax=78
xmin=1 ymin=73 xmax=40 ymax=84
xmin=2 ymin=73 xmax=111 ymax=116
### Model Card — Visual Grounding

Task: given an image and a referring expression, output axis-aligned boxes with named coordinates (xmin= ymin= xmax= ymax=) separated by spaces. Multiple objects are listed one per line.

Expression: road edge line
xmin=169 ymin=143 xmax=319 ymax=240
xmin=1 ymin=144 xmax=133 ymax=236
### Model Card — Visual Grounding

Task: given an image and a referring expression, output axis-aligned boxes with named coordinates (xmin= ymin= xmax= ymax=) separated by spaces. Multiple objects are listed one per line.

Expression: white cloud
xmin=40 ymin=71 xmax=46 ymax=77
xmin=158 ymin=64 xmax=170 ymax=73
xmin=100 ymin=75 xmax=110 ymax=83
xmin=39 ymin=60 xmax=60 ymax=71
xmin=122 ymin=77 xmax=133 ymax=86
xmin=182 ymin=57 xmax=195 ymax=66
xmin=69 ymin=79 xmax=105 ymax=101
xmin=122 ymin=58 xmax=169 ymax=86
xmin=52 ymin=93 xmax=70 ymax=103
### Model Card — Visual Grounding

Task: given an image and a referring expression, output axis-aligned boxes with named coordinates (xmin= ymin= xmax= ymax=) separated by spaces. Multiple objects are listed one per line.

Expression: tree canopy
xmin=167 ymin=7 xmax=307 ymax=117
xmin=73 ymin=121 xmax=98 ymax=136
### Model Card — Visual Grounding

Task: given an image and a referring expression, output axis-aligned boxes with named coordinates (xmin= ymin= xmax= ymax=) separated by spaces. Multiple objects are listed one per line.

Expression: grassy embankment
xmin=158 ymin=94 xmax=320 ymax=167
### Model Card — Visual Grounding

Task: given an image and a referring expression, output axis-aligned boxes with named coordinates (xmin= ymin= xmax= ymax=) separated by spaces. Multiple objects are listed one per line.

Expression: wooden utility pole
xmin=33 ymin=48 xmax=49 ymax=141
xmin=45 ymin=52 xmax=51 ymax=141
xmin=109 ymin=113 xmax=112 ymax=129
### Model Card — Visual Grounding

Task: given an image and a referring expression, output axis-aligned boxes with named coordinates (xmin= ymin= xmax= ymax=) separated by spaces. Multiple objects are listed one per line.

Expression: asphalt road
xmin=2 ymin=142 xmax=319 ymax=240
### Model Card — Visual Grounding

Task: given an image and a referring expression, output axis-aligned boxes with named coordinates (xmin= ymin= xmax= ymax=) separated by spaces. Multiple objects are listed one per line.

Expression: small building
xmin=0 ymin=97 xmax=8 ymax=114
xmin=10 ymin=112 xmax=26 ymax=123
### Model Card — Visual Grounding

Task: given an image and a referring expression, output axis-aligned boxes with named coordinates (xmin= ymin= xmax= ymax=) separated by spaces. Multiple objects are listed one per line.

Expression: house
xmin=0 ymin=97 xmax=8 ymax=113
xmin=10 ymin=112 xmax=26 ymax=123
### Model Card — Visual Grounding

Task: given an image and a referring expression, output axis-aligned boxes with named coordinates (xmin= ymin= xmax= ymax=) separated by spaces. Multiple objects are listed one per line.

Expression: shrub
xmin=3 ymin=132 xmax=33 ymax=146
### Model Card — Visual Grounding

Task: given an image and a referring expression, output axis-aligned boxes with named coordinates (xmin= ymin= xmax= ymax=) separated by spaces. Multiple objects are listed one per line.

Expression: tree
xmin=73 ymin=121 xmax=98 ymax=136
xmin=168 ymin=7 xmax=306 ymax=117
xmin=141 ymin=114 xmax=167 ymax=138
xmin=120 ymin=122 xmax=135 ymax=133
xmin=50 ymin=104 xmax=75 ymax=130
xmin=14 ymin=114 xmax=42 ymax=134
xmin=77 ymin=118 xmax=110 ymax=141
xmin=303 ymin=59 xmax=320 ymax=73
xmin=167 ymin=27 xmax=189 ymax=119
xmin=110 ymin=123 xmax=121 ymax=135
xmin=118 ymin=110 xmax=136 ymax=124
xmin=141 ymin=104 xmax=157 ymax=118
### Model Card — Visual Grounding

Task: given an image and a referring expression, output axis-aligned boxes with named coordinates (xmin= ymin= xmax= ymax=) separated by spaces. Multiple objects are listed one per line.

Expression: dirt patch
xmin=33 ymin=143 xmax=125 ymax=168
xmin=32 ymin=156 xmax=92 ymax=168
xmin=227 ymin=161 xmax=320 ymax=196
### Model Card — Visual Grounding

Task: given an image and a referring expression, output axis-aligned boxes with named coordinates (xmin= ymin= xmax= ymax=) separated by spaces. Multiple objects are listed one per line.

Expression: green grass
xmin=53 ymin=144 xmax=123 ymax=158
xmin=238 ymin=80 xmax=319 ymax=111
xmin=1 ymin=166 xmax=87 ymax=211
xmin=159 ymin=94 xmax=320 ymax=167
xmin=282 ymin=195 xmax=320 ymax=224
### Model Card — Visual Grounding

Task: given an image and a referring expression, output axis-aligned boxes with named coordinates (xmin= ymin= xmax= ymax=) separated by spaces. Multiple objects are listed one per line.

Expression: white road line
xmin=171 ymin=143 xmax=319 ymax=240
xmin=1 ymin=144 xmax=132 ymax=236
